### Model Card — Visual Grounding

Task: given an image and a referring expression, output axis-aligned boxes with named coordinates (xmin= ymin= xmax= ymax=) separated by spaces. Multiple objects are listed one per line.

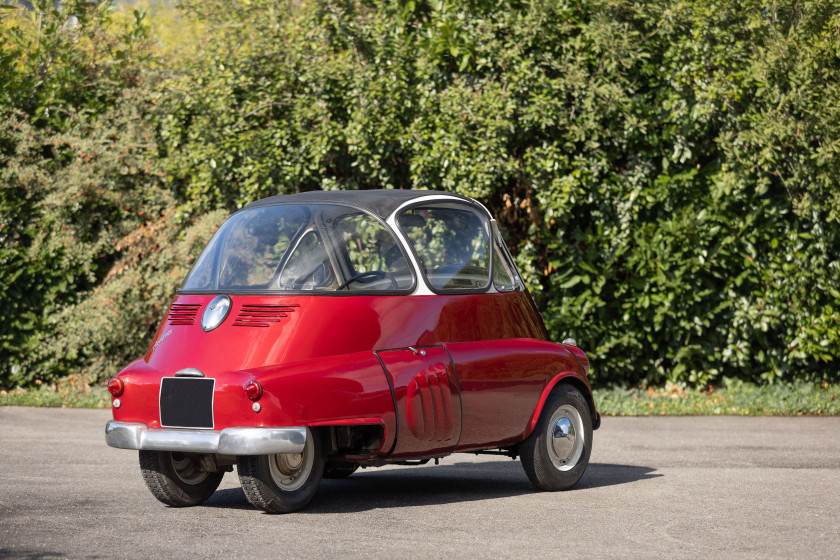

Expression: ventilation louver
xmin=233 ymin=304 xmax=298 ymax=327
xmin=167 ymin=303 xmax=202 ymax=325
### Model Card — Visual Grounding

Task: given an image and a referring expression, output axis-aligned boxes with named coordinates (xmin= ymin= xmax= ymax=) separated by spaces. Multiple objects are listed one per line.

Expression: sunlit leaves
xmin=2 ymin=0 xmax=839 ymax=387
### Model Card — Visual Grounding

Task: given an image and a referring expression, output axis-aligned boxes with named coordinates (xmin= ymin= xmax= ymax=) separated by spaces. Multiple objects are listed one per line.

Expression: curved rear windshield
xmin=183 ymin=204 xmax=414 ymax=293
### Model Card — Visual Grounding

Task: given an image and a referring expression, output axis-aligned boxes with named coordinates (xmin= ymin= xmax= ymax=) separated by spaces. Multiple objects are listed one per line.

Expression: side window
xmin=493 ymin=238 xmax=515 ymax=291
xmin=332 ymin=212 xmax=414 ymax=291
xmin=399 ymin=202 xmax=490 ymax=292
xmin=492 ymin=224 xmax=522 ymax=292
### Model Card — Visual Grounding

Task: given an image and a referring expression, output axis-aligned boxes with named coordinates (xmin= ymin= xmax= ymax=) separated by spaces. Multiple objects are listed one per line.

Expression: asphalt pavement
xmin=0 ymin=407 xmax=838 ymax=559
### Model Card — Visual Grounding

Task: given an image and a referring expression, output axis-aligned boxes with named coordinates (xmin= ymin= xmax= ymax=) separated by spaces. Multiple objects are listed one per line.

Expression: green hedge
xmin=1 ymin=0 xmax=838 ymax=388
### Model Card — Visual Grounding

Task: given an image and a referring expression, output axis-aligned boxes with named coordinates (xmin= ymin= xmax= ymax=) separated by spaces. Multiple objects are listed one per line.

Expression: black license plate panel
xmin=159 ymin=377 xmax=215 ymax=429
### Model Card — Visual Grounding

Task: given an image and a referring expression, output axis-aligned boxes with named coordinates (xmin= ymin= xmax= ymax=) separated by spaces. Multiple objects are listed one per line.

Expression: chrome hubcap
xmin=269 ymin=428 xmax=314 ymax=491
xmin=551 ymin=417 xmax=575 ymax=460
xmin=547 ymin=405 xmax=584 ymax=471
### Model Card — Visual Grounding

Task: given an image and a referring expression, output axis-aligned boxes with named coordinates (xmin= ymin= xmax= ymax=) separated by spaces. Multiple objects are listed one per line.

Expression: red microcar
xmin=105 ymin=189 xmax=600 ymax=512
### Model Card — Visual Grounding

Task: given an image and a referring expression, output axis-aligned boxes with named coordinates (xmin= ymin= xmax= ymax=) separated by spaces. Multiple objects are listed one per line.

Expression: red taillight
xmin=107 ymin=377 xmax=125 ymax=397
xmin=244 ymin=380 xmax=262 ymax=401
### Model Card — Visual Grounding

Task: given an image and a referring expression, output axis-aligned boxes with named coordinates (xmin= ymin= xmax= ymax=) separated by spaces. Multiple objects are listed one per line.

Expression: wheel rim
xmin=547 ymin=404 xmax=585 ymax=471
xmin=169 ymin=452 xmax=210 ymax=484
xmin=268 ymin=428 xmax=315 ymax=492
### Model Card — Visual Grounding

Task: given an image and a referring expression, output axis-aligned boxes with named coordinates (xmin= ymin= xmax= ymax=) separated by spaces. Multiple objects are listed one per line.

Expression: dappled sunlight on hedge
xmin=1 ymin=0 xmax=838 ymax=388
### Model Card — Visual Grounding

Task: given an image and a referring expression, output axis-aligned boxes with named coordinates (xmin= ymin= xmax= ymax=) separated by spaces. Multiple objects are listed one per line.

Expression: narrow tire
xmin=520 ymin=384 xmax=593 ymax=491
xmin=237 ymin=427 xmax=325 ymax=513
xmin=139 ymin=450 xmax=224 ymax=507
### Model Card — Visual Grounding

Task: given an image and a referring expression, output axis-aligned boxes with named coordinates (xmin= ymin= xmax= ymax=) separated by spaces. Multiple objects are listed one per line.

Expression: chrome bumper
xmin=105 ymin=421 xmax=306 ymax=455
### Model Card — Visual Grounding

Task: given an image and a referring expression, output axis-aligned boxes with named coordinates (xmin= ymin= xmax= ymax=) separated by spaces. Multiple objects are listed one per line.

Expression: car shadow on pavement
xmin=202 ymin=487 xmax=255 ymax=510
xmin=201 ymin=461 xmax=660 ymax=513
xmin=0 ymin=550 xmax=66 ymax=560
xmin=576 ymin=463 xmax=662 ymax=490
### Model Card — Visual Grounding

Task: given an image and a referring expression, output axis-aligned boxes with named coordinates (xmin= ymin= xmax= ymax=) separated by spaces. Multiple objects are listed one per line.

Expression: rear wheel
xmin=139 ymin=451 xmax=224 ymax=507
xmin=237 ymin=427 xmax=325 ymax=513
xmin=520 ymin=384 xmax=592 ymax=491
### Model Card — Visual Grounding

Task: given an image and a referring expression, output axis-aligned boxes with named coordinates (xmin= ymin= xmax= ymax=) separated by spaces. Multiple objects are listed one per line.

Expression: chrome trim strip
xmin=105 ymin=421 xmax=306 ymax=455
xmin=174 ymin=368 xmax=206 ymax=378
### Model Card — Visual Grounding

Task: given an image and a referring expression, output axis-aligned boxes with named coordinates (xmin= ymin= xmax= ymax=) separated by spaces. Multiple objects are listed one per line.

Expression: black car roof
xmin=243 ymin=189 xmax=483 ymax=220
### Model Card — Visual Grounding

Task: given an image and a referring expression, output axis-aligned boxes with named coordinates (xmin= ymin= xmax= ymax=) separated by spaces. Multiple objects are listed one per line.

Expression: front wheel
xmin=520 ymin=384 xmax=593 ymax=491
xmin=139 ymin=450 xmax=224 ymax=507
xmin=237 ymin=427 xmax=325 ymax=513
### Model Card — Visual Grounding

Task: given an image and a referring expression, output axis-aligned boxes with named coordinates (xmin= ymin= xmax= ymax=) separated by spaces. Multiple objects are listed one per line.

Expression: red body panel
xmin=141 ymin=291 xmax=545 ymax=370
xmin=445 ymin=339 xmax=586 ymax=451
xmin=377 ymin=346 xmax=462 ymax=458
xmin=113 ymin=290 xmax=592 ymax=459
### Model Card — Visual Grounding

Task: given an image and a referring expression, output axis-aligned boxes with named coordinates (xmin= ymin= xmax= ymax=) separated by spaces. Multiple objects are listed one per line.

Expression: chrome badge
xmin=201 ymin=295 xmax=232 ymax=332
xmin=153 ymin=329 xmax=173 ymax=351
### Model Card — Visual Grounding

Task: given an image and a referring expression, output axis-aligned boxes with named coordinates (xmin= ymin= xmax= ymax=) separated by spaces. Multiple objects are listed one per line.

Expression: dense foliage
xmin=1 ymin=0 xmax=838 ymax=388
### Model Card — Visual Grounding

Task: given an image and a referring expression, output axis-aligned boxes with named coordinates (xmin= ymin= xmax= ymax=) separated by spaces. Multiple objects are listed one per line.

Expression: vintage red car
xmin=105 ymin=189 xmax=599 ymax=512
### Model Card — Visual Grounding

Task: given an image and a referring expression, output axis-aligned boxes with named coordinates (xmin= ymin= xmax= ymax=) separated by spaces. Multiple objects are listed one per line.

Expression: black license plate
xmin=159 ymin=377 xmax=215 ymax=429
